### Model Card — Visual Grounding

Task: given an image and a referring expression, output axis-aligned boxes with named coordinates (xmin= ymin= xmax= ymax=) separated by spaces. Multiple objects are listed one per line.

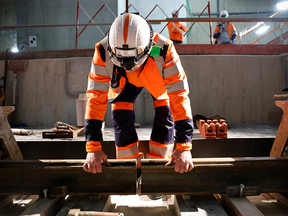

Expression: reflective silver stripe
xmin=165 ymin=77 xmax=189 ymax=93
xmin=172 ymin=22 xmax=185 ymax=36
xmin=111 ymin=86 xmax=121 ymax=93
xmin=154 ymin=57 xmax=165 ymax=77
xmin=164 ymin=46 xmax=178 ymax=67
xmin=87 ymin=80 xmax=109 ymax=91
xmin=91 ymin=63 xmax=108 ymax=76
xmin=153 ymin=34 xmax=166 ymax=77
xmin=149 ymin=143 xmax=174 ymax=157
xmin=228 ymin=23 xmax=233 ymax=35
xmin=99 ymin=36 xmax=114 ymax=78
xmin=116 ymin=143 xmax=138 ymax=158
xmin=104 ymin=59 xmax=113 ymax=78
xmin=155 ymin=34 xmax=166 ymax=47
xmin=163 ymin=61 xmax=183 ymax=78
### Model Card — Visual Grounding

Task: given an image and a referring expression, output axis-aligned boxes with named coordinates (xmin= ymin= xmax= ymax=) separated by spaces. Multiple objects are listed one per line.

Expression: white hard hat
xmin=108 ymin=13 xmax=153 ymax=71
xmin=219 ymin=10 xmax=229 ymax=18
xmin=172 ymin=9 xmax=179 ymax=15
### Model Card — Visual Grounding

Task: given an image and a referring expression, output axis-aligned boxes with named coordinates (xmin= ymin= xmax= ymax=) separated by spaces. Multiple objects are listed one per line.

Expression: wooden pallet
xmin=42 ymin=126 xmax=84 ymax=138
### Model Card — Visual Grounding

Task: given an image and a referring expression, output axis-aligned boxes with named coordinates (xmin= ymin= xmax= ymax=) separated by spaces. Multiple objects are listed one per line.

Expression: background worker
xmin=83 ymin=13 xmax=194 ymax=174
xmin=168 ymin=10 xmax=189 ymax=44
xmin=213 ymin=10 xmax=237 ymax=44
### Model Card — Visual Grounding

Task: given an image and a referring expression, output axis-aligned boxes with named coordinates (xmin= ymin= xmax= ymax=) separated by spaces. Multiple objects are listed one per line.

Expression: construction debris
xmin=42 ymin=121 xmax=84 ymax=138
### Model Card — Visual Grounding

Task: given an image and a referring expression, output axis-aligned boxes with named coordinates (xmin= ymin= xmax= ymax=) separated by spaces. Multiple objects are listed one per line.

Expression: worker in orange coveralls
xmin=83 ymin=13 xmax=194 ymax=174
xmin=213 ymin=10 xmax=237 ymax=44
xmin=167 ymin=10 xmax=189 ymax=44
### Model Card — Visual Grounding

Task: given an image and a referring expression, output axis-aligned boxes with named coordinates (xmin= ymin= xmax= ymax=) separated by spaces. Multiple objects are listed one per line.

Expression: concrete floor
xmin=13 ymin=123 xmax=279 ymax=142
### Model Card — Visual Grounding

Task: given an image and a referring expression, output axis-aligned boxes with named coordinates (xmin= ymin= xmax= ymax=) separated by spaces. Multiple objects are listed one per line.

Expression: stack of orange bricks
xmin=199 ymin=119 xmax=228 ymax=139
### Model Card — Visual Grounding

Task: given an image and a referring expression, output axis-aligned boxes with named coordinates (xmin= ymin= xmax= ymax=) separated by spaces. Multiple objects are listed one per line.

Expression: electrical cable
xmin=186 ymin=0 xmax=193 ymax=37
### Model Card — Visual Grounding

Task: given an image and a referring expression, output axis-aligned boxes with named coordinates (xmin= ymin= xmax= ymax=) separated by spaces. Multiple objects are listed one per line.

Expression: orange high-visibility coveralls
xmin=168 ymin=22 xmax=188 ymax=43
xmin=85 ymin=33 xmax=194 ymax=162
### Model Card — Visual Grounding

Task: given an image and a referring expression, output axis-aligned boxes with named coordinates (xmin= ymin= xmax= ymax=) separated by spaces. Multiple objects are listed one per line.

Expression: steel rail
xmin=0 ymin=159 xmax=137 ymax=196
xmin=1 ymin=17 xmax=288 ymax=30
xmin=141 ymin=157 xmax=288 ymax=195
xmin=0 ymin=157 xmax=287 ymax=197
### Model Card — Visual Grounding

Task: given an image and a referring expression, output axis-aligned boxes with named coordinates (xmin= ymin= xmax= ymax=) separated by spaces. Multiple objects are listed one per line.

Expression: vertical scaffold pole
xmin=208 ymin=2 xmax=212 ymax=44
xmin=76 ymin=1 xmax=79 ymax=49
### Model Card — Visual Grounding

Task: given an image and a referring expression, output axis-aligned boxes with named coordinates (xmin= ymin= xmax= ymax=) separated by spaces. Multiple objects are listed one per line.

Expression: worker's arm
xmin=83 ymin=150 xmax=110 ymax=173
xmin=213 ymin=25 xmax=221 ymax=38
xmin=166 ymin=150 xmax=193 ymax=173
xmin=162 ymin=41 xmax=194 ymax=172
xmin=230 ymin=23 xmax=237 ymax=43
xmin=84 ymin=41 xmax=111 ymax=173
xmin=179 ymin=23 xmax=189 ymax=33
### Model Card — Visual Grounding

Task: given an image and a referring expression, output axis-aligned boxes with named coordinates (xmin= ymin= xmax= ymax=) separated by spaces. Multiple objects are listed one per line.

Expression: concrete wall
xmin=1 ymin=54 xmax=286 ymax=128
xmin=0 ymin=0 xmax=17 ymax=52
xmin=0 ymin=0 xmax=117 ymax=52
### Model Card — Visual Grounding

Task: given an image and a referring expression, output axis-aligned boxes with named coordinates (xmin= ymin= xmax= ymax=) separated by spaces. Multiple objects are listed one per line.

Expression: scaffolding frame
xmin=75 ymin=1 xmax=116 ymax=49
xmin=75 ymin=2 xmax=213 ymax=48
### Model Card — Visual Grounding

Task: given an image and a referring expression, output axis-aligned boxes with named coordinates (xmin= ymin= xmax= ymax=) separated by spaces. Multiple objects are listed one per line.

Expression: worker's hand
xmin=220 ymin=28 xmax=225 ymax=34
xmin=83 ymin=150 xmax=111 ymax=174
xmin=229 ymin=39 xmax=233 ymax=44
xmin=165 ymin=149 xmax=194 ymax=173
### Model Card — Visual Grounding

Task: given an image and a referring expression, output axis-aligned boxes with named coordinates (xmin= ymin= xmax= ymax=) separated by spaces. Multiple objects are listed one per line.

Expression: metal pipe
xmin=77 ymin=4 xmax=105 ymax=37
xmin=208 ymin=2 xmax=212 ymax=44
xmin=192 ymin=11 xmax=276 ymax=17
xmin=1 ymin=17 xmax=288 ymax=30
xmin=75 ymin=1 xmax=79 ymax=49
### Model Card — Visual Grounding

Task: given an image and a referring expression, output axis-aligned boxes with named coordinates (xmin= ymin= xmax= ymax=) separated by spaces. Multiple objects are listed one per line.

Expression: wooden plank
xmin=176 ymin=194 xmax=228 ymax=216
xmin=67 ymin=204 xmax=83 ymax=216
xmin=268 ymin=193 xmax=288 ymax=209
xmin=247 ymin=193 xmax=288 ymax=216
xmin=270 ymin=101 xmax=288 ymax=157
xmin=2 ymin=106 xmax=14 ymax=117
xmin=0 ymin=195 xmax=17 ymax=209
xmin=19 ymin=196 xmax=65 ymax=216
xmin=215 ymin=194 xmax=264 ymax=216
xmin=42 ymin=126 xmax=84 ymax=139
xmin=56 ymin=195 xmax=110 ymax=216
xmin=0 ymin=107 xmax=23 ymax=160
xmin=0 ymin=195 xmax=38 ymax=216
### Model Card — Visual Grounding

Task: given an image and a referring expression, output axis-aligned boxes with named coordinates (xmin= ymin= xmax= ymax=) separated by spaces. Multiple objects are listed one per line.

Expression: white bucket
xmin=76 ymin=93 xmax=87 ymax=126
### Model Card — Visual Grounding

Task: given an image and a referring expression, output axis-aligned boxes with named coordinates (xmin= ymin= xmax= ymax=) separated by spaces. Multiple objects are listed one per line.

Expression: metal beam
xmin=1 ymin=17 xmax=288 ymax=31
xmin=174 ymin=44 xmax=288 ymax=55
xmin=140 ymin=157 xmax=288 ymax=195
xmin=0 ymin=159 xmax=137 ymax=196
xmin=0 ymin=157 xmax=288 ymax=196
